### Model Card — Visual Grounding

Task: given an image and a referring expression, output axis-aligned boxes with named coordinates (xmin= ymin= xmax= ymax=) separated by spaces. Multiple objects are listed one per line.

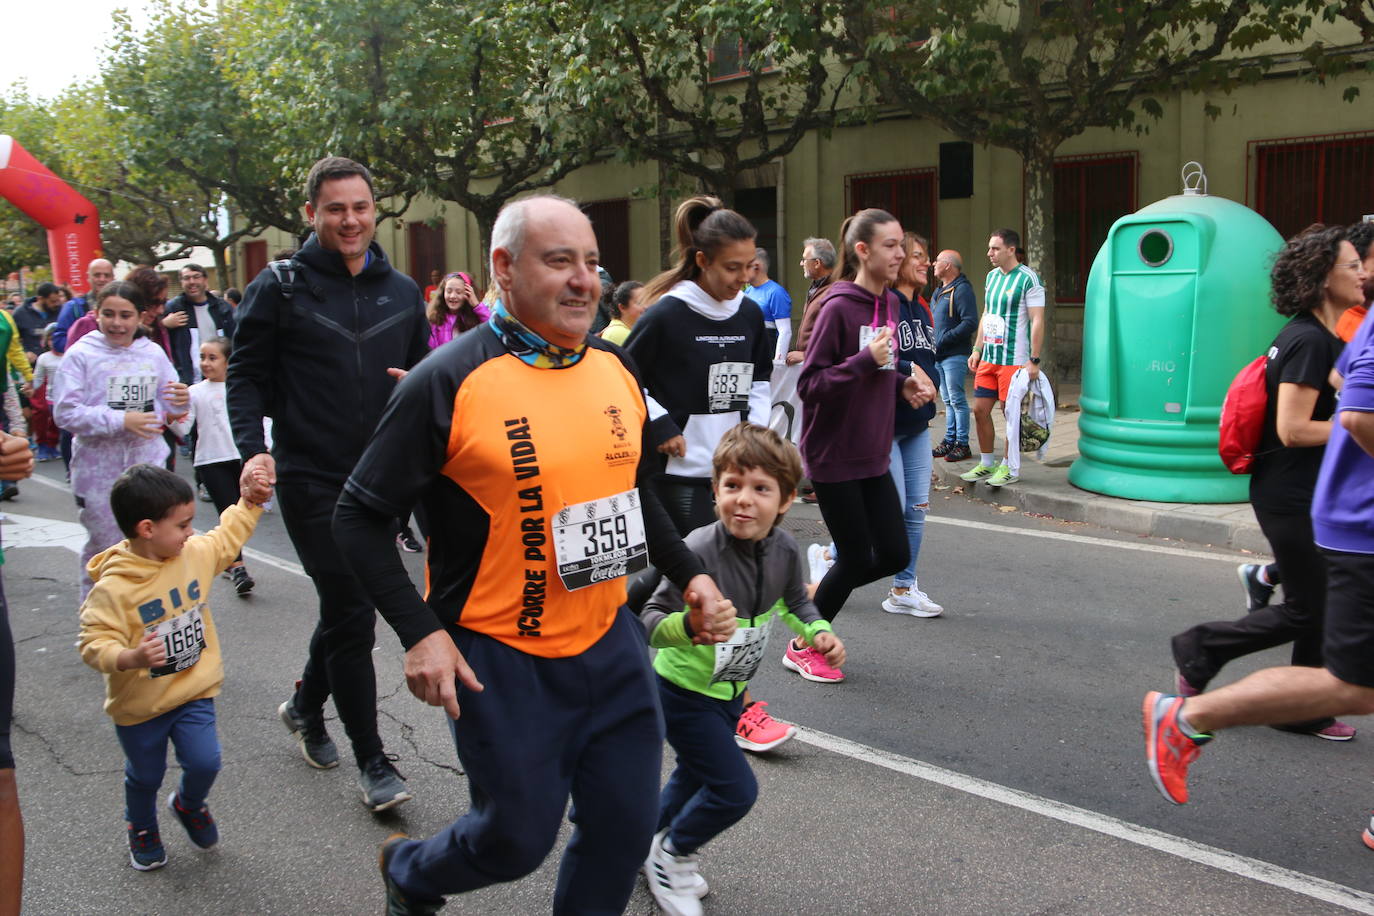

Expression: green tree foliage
xmin=842 ymin=0 xmax=1333 ymax=376
xmin=225 ymin=0 xmax=592 ymax=273
xmin=553 ymin=0 xmax=854 ymax=210
xmin=104 ymin=1 xmax=309 ymax=282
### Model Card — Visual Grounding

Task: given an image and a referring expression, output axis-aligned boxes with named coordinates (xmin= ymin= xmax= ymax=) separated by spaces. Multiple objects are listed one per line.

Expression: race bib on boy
xmin=857 ymin=325 xmax=895 ymax=370
xmin=710 ymin=623 xmax=771 ymax=684
xmin=147 ymin=605 xmax=207 ymax=678
xmin=107 ymin=374 xmax=157 ymax=412
xmin=552 ymin=488 xmax=648 ymax=591
xmin=982 ymin=315 xmax=1007 ymax=348
xmin=707 ymin=361 xmax=753 ymax=412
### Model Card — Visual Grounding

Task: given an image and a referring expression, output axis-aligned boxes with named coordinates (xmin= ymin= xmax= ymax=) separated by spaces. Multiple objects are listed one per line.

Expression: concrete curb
xmin=929 ymin=458 xmax=1268 ymax=554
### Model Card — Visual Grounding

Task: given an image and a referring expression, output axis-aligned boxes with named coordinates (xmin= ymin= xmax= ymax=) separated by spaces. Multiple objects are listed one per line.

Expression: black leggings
xmin=657 ymin=479 xmax=716 ymax=538
xmin=1173 ymin=508 xmax=1326 ymax=690
xmin=812 ymin=474 xmax=909 ymax=623
xmin=198 ymin=460 xmax=244 ymax=563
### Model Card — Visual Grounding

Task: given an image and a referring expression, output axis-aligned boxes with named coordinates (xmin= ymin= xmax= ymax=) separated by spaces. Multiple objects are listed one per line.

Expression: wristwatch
xmin=1029 ymin=356 xmax=1041 ymax=365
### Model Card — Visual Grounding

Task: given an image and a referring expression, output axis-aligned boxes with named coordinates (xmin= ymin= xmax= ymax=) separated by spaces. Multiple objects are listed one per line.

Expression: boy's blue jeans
xmin=114 ymin=698 xmax=220 ymax=831
xmin=657 ymin=676 xmax=757 ymax=856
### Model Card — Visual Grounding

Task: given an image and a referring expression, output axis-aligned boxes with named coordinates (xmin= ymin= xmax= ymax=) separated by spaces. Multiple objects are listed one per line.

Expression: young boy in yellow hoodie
xmin=78 ymin=463 xmax=269 ymax=870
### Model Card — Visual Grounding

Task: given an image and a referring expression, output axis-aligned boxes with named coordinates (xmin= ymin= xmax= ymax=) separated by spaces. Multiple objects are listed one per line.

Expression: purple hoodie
xmin=797 ymin=280 xmax=908 ymax=482
xmin=1312 ymin=313 xmax=1374 ymax=554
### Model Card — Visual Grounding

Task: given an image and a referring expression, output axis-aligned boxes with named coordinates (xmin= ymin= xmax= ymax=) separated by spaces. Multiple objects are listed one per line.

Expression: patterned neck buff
xmin=487 ymin=301 xmax=586 ymax=369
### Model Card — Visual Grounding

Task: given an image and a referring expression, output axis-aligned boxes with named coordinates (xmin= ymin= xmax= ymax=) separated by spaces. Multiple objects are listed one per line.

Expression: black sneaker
xmin=167 ymin=792 xmax=219 ymax=849
xmin=360 ymin=754 xmax=414 ymax=812
xmin=381 ymin=834 xmax=445 ymax=914
xmin=944 ymin=443 xmax=972 ymax=462
xmin=230 ymin=565 xmax=255 ymax=596
xmin=278 ymin=697 xmax=340 ymax=769
xmin=396 ymin=531 xmax=423 ymax=554
xmin=1237 ymin=563 xmax=1275 ymax=611
xmin=932 ymin=439 xmax=956 ymax=458
xmin=127 ymin=825 xmax=168 ymax=871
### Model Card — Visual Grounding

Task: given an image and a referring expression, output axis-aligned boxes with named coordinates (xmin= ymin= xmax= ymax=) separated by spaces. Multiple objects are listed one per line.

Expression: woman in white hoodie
xmin=625 ymin=196 xmax=773 ymax=535
xmin=54 ymin=282 xmax=187 ymax=599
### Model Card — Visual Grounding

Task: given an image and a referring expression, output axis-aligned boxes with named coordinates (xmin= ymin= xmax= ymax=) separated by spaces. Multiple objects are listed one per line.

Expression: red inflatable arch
xmin=0 ymin=134 xmax=103 ymax=296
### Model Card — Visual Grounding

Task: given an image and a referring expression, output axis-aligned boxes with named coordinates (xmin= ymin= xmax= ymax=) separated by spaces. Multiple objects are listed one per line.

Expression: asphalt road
xmin=6 ymin=456 xmax=1374 ymax=915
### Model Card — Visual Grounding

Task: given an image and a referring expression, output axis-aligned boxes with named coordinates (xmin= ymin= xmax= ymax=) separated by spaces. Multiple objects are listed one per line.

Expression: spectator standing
xmin=930 ymin=249 xmax=978 ymax=461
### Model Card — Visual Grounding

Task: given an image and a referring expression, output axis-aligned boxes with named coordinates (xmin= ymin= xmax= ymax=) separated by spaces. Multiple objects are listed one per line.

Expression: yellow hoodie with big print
xmin=78 ymin=500 xmax=260 ymax=726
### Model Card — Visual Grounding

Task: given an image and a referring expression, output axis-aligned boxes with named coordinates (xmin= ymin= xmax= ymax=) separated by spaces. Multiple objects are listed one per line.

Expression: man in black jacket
xmin=162 ymin=263 xmax=236 ymax=384
xmin=227 ymin=156 xmax=428 ymax=813
xmin=13 ymin=283 xmax=62 ymax=360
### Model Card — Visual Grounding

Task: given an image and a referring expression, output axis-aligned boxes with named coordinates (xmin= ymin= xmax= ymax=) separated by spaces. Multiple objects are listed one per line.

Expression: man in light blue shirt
xmin=746 ymin=248 xmax=792 ymax=362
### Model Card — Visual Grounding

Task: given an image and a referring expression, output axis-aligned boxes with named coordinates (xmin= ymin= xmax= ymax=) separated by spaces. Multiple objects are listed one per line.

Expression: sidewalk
xmin=926 ymin=381 xmax=1267 ymax=553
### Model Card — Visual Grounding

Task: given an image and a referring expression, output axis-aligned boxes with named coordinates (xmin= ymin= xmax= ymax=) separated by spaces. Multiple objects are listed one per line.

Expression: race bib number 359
xmin=147 ymin=605 xmax=207 ymax=678
xmin=552 ymin=489 xmax=649 ymax=591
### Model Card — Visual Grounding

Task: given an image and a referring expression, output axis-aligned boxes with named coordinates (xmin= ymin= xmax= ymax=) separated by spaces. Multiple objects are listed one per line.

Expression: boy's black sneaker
xmin=396 ymin=531 xmax=423 ymax=553
xmin=381 ymin=834 xmax=445 ymax=914
xmin=167 ymin=792 xmax=219 ymax=849
xmin=230 ymin=565 xmax=255 ymax=596
xmin=360 ymin=754 xmax=414 ymax=812
xmin=932 ymin=438 xmax=956 ymax=458
xmin=127 ymin=825 xmax=168 ymax=871
xmin=278 ymin=696 xmax=340 ymax=769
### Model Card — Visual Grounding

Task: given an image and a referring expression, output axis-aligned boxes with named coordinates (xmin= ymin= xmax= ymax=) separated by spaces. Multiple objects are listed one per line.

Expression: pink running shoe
xmin=735 ymin=701 xmax=797 ymax=753
xmin=1175 ymin=671 xmax=1201 ymax=698
xmin=782 ymin=640 xmax=844 ymax=683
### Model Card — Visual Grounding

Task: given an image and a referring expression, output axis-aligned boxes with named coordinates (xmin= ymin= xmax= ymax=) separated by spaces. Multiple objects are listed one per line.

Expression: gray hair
xmin=804 ymin=237 xmax=836 ymax=269
xmin=489 ymin=193 xmax=581 ymax=278
xmin=753 ymin=247 xmax=770 ymax=272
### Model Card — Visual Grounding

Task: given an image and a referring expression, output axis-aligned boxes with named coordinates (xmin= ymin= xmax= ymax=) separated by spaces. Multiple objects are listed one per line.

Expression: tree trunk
xmin=210 ymin=243 xmax=230 ymax=294
xmin=1022 ymin=144 xmax=1061 ymax=393
xmin=473 ymin=204 xmax=501 ymax=291
xmin=658 ymin=159 xmax=674 ymax=270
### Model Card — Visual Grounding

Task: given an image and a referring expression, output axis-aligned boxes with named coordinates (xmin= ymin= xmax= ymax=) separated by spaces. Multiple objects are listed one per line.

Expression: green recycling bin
xmin=1068 ymin=164 xmax=1287 ymax=503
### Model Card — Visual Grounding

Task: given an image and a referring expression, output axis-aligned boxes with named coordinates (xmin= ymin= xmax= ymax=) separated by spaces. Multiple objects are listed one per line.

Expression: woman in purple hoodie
xmin=789 ymin=209 xmax=936 ymax=682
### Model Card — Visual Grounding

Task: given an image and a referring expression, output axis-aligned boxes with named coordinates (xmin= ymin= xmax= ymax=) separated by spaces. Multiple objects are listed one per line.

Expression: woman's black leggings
xmin=199 ymin=460 xmax=245 ymax=563
xmin=812 ymin=474 xmax=910 ymax=623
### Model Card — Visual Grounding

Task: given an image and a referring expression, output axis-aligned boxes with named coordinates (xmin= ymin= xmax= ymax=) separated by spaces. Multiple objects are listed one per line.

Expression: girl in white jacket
xmin=54 ymin=282 xmax=188 ymax=599
xmin=169 ymin=337 xmax=256 ymax=596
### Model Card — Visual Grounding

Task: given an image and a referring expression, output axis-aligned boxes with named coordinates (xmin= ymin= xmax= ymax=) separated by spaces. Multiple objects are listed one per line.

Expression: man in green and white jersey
xmin=961 ymin=228 xmax=1044 ymax=487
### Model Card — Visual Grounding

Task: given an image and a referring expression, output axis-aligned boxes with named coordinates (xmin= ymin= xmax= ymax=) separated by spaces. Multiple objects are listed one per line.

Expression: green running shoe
xmin=959 ymin=464 xmax=996 ymax=482
xmin=987 ymin=464 xmax=1019 ymax=487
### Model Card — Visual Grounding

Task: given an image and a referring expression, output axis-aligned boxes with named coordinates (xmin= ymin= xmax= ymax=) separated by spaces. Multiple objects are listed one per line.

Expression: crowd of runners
xmin=0 ymin=152 xmax=1371 ymax=915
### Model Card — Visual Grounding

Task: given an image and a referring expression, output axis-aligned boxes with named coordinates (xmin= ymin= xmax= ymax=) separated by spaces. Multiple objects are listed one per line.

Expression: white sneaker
xmin=807 ymin=542 xmax=833 ymax=585
xmin=644 ymin=829 xmax=707 ymax=915
xmin=882 ymin=588 xmax=943 ymax=617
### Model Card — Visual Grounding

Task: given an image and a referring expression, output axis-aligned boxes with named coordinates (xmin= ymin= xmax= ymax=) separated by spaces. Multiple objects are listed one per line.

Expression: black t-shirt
xmin=1249 ymin=312 xmax=1343 ymax=514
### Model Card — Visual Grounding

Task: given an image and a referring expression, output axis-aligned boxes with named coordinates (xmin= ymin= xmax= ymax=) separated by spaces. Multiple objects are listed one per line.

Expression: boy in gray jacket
xmin=639 ymin=423 xmax=845 ymax=916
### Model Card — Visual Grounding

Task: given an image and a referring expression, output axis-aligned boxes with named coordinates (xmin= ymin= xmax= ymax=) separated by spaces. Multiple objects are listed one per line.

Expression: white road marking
xmin=0 ymin=512 xmax=86 ymax=553
xmin=796 ymin=727 xmax=1374 ymax=914
xmin=927 ymin=515 xmax=1252 ymax=564
xmin=241 ymin=546 xmax=305 ymax=577
xmin=26 ymin=474 xmax=304 ymax=574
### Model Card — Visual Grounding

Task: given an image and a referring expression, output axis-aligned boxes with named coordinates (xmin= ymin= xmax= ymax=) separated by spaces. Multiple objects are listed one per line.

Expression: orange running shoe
xmin=1143 ymin=691 xmax=1211 ymax=805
